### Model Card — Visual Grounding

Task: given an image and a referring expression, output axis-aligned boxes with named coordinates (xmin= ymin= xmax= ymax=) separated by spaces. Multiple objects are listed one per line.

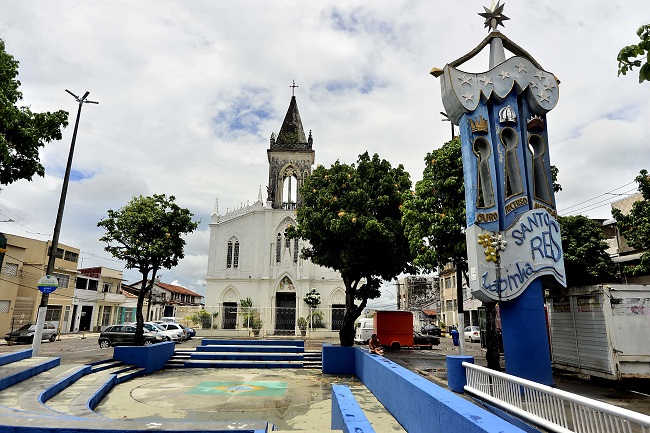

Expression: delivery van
xmin=354 ymin=318 xmax=374 ymax=344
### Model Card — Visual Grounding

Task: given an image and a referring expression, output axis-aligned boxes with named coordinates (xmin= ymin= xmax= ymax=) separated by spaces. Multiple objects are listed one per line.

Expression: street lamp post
xmin=33 ymin=90 xmax=97 ymax=356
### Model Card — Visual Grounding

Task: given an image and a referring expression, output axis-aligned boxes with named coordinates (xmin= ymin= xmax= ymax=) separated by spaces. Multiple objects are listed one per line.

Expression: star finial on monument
xmin=478 ymin=1 xmax=510 ymax=32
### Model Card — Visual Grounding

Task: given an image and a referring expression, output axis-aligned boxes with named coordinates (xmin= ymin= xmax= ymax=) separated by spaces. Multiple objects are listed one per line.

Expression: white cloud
xmin=0 ymin=0 xmax=648 ymax=292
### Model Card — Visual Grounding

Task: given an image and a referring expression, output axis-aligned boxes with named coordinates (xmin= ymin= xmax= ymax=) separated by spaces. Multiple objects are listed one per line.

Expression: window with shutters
xmin=2 ymin=262 xmax=18 ymax=276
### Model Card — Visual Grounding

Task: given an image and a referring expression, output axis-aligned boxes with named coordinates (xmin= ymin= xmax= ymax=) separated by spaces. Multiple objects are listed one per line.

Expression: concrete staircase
xmin=165 ymin=339 xmax=322 ymax=369
xmin=0 ymin=352 xmax=275 ymax=432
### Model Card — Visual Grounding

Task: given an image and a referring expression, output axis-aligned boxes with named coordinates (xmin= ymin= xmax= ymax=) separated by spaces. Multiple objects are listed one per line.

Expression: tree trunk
xmin=339 ymin=275 xmax=366 ymax=346
xmin=135 ymin=275 xmax=147 ymax=346
xmin=485 ymin=302 xmax=502 ymax=371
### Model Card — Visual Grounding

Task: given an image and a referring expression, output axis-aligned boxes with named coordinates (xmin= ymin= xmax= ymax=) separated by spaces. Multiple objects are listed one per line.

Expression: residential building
xmin=396 ymin=275 xmax=438 ymax=328
xmin=205 ymin=93 xmax=347 ymax=336
xmin=607 ymin=193 xmax=650 ymax=284
xmin=438 ymin=263 xmax=481 ymax=328
xmin=74 ymin=267 xmax=135 ymax=332
xmin=123 ymin=279 xmax=203 ymax=323
xmin=0 ymin=233 xmax=79 ymax=336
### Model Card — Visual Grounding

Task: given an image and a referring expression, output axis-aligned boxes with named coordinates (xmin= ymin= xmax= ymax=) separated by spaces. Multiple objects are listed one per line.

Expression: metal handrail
xmin=463 ymin=362 xmax=650 ymax=433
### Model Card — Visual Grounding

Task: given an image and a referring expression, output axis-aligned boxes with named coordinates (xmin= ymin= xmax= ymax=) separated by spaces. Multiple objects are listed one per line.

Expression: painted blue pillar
xmin=499 ymin=279 xmax=554 ymax=386
xmin=446 ymin=355 xmax=474 ymax=392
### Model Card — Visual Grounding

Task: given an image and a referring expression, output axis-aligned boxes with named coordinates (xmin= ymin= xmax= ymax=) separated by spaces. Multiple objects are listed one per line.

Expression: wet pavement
xmin=1 ymin=332 xmax=649 ymax=429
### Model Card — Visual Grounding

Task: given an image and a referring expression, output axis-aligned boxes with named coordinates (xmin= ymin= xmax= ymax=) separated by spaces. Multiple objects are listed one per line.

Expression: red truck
xmin=374 ymin=311 xmax=439 ymax=349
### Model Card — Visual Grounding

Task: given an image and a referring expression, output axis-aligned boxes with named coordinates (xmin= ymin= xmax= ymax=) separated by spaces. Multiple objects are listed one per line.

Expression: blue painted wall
xmin=0 ymin=349 xmax=31 ymax=366
xmin=113 ymin=341 xmax=175 ymax=374
xmin=354 ymin=348 xmax=526 ymax=433
xmin=322 ymin=344 xmax=355 ymax=374
xmin=331 ymin=385 xmax=375 ymax=433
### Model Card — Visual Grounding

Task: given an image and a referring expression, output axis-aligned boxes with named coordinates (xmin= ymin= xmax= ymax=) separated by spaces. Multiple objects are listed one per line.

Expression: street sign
xmin=37 ymin=275 xmax=59 ymax=294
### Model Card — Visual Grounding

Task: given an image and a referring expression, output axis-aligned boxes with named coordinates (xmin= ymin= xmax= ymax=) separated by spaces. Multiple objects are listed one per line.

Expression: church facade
xmin=205 ymin=94 xmax=346 ymax=336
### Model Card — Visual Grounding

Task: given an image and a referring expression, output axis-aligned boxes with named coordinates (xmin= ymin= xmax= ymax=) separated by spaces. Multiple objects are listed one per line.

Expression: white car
xmin=143 ymin=322 xmax=181 ymax=342
xmin=128 ymin=322 xmax=177 ymax=342
xmin=156 ymin=322 xmax=187 ymax=341
xmin=464 ymin=326 xmax=480 ymax=343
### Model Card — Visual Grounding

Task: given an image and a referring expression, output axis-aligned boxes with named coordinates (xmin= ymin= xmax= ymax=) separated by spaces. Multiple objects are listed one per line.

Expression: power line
xmin=559 ymin=188 xmax=638 ymax=216
xmin=558 ymin=181 xmax=636 ymax=214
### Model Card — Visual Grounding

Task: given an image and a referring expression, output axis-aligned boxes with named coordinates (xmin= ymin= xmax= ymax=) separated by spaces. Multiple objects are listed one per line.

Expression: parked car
xmin=98 ymin=324 xmax=165 ymax=348
xmin=4 ymin=322 xmax=57 ymax=344
xmin=133 ymin=322 xmax=179 ymax=342
xmin=464 ymin=326 xmax=480 ymax=343
xmin=155 ymin=322 xmax=187 ymax=341
xmin=413 ymin=331 xmax=440 ymax=347
xmin=421 ymin=324 xmax=442 ymax=337
xmin=181 ymin=325 xmax=196 ymax=338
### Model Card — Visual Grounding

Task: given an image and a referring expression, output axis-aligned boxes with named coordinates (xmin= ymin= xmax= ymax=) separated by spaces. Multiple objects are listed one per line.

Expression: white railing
xmin=463 ymin=362 xmax=650 ymax=433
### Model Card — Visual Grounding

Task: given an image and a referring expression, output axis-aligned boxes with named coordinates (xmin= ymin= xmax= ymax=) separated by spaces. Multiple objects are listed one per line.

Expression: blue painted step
xmin=201 ymin=339 xmax=304 ymax=348
xmin=196 ymin=344 xmax=302 ymax=353
xmin=190 ymin=352 xmax=303 ymax=361
xmin=184 ymin=359 xmax=303 ymax=369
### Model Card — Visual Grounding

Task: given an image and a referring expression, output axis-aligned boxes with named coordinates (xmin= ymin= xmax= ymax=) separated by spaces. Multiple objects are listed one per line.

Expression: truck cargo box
xmin=374 ymin=311 xmax=414 ymax=349
xmin=547 ymin=284 xmax=650 ymax=380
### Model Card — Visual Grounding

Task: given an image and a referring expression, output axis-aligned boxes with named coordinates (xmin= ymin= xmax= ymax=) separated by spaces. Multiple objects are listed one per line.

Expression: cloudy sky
xmin=0 ymin=1 xmax=648 ymax=302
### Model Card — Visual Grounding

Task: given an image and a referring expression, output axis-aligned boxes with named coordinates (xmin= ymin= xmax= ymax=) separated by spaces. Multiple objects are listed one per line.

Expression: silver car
xmin=4 ymin=322 xmax=57 ymax=344
xmin=155 ymin=322 xmax=187 ymax=341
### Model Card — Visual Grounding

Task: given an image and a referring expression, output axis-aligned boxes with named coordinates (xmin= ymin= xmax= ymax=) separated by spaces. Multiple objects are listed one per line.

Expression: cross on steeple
xmin=290 ymin=80 xmax=299 ymax=96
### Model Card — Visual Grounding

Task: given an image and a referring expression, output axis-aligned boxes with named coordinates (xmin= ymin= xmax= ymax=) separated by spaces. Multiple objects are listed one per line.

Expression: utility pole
xmin=33 ymin=90 xmax=98 ymax=356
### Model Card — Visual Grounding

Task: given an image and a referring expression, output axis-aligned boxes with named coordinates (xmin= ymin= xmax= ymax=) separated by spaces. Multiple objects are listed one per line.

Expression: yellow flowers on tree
xmin=289 ymin=152 xmax=414 ymax=346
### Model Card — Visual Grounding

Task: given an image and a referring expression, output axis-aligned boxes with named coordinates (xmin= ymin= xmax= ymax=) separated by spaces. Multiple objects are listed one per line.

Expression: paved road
xmin=2 ymin=332 xmax=649 ymax=417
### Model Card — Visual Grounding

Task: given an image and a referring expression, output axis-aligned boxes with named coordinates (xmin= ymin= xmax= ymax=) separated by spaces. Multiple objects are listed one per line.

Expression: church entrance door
xmin=223 ymin=302 xmax=237 ymax=329
xmin=331 ymin=304 xmax=345 ymax=331
xmin=275 ymin=292 xmax=296 ymax=334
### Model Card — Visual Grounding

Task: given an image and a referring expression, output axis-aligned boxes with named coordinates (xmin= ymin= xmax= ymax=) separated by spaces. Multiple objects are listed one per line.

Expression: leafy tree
xmin=0 ymin=39 xmax=69 ymax=185
xmin=557 ymin=215 xmax=616 ymax=286
xmin=402 ymin=137 xmax=467 ymax=275
xmin=98 ymin=194 xmax=199 ymax=345
xmin=612 ymin=169 xmax=650 ymax=276
xmin=290 ymin=152 xmax=413 ymax=346
xmin=617 ymin=24 xmax=650 ymax=83
xmin=402 ymin=137 xmax=563 ymax=370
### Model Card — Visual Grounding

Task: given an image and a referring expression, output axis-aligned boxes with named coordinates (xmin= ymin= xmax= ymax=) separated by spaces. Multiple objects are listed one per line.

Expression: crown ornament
xmin=526 ymin=115 xmax=544 ymax=132
xmin=469 ymin=115 xmax=489 ymax=134
xmin=498 ymin=105 xmax=517 ymax=124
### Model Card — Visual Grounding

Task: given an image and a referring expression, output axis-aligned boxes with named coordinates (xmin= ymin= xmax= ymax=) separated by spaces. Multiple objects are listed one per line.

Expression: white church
xmin=205 ymin=93 xmax=346 ymax=336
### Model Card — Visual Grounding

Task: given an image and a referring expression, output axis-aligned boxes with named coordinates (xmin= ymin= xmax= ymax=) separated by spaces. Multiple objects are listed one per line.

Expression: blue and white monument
xmin=433 ymin=2 xmax=566 ymax=385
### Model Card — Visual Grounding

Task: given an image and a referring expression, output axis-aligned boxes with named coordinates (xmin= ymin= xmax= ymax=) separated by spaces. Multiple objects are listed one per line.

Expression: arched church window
xmin=285 ymin=233 xmax=290 ymax=249
xmin=293 ymin=238 xmax=299 ymax=262
xmin=233 ymin=241 xmax=240 ymax=268
xmin=227 ymin=237 xmax=239 ymax=269
xmin=226 ymin=241 xmax=233 ymax=268
xmin=276 ymin=233 xmax=282 ymax=263
xmin=282 ymin=167 xmax=298 ymax=210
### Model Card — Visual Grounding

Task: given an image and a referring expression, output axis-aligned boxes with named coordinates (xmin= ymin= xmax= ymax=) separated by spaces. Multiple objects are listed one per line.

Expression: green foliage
xmin=403 ymin=138 xmax=563 ymax=276
xmin=308 ymin=311 xmax=326 ymax=328
xmin=402 ymin=137 xmax=467 ymax=274
xmin=0 ymin=39 xmax=69 ymax=186
xmin=276 ymin=130 xmax=303 ymax=144
xmin=612 ymin=169 xmax=650 ymax=276
xmin=290 ymin=152 xmax=413 ymax=346
xmin=97 ymin=194 xmax=199 ymax=344
xmin=240 ymin=297 xmax=254 ymax=327
xmin=617 ymin=24 xmax=650 ymax=83
xmin=189 ymin=309 xmax=215 ymax=329
xmin=297 ymin=316 xmax=308 ymax=330
xmin=557 ymin=215 xmax=617 ymax=286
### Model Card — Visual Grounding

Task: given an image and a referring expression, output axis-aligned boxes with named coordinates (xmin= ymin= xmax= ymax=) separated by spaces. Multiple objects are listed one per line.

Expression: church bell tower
xmin=266 ymin=82 xmax=315 ymax=210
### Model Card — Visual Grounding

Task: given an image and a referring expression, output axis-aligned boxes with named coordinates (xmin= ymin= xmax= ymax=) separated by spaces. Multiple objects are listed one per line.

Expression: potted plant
xmin=251 ymin=316 xmax=263 ymax=336
xmin=297 ymin=317 xmax=308 ymax=337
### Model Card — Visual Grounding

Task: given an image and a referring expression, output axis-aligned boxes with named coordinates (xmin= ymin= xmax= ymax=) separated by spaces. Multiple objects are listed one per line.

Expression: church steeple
xmin=270 ymin=96 xmax=311 ymax=150
xmin=266 ymin=84 xmax=315 ymax=209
